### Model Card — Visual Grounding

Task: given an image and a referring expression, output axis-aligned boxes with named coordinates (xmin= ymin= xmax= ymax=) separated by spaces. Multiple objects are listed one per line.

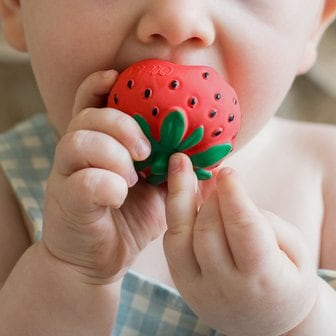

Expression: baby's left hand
xmin=164 ymin=153 xmax=318 ymax=336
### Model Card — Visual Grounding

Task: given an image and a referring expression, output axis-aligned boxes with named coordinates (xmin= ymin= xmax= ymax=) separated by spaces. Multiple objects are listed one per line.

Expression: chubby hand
xmin=43 ymin=70 xmax=166 ymax=284
xmin=164 ymin=153 xmax=318 ymax=336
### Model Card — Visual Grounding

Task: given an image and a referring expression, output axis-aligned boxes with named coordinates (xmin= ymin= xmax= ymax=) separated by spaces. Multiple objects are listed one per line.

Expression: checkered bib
xmin=0 ymin=114 xmax=335 ymax=335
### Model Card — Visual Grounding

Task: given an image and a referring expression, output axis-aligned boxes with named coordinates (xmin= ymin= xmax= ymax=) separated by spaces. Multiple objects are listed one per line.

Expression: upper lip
xmin=113 ymin=44 xmax=217 ymax=73
xmin=114 ymin=56 xmax=216 ymax=74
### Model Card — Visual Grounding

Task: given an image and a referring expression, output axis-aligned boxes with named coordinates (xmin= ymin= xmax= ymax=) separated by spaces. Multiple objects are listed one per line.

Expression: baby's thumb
xmin=164 ymin=153 xmax=199 ymax=278
xmin=72 ymin=70 xmax=118 ymax=116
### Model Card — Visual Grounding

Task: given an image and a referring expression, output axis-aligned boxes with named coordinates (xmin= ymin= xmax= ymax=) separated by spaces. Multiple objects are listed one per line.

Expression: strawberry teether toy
xmin=108 ymin=59 xmax=241 ymax=185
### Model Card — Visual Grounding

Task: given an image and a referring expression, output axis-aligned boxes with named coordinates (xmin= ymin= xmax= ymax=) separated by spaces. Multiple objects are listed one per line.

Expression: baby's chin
xmin=45 ymin=111 xmax=67 ymax=138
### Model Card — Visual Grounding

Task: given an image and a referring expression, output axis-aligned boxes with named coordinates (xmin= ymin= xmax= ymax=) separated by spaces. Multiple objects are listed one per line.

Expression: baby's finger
xmin=164 ymin=153 xmax=200 ymax=281
xmin=55 ymin=130 xmax=138 ymax=187
xmin=193 ymin=193 xmax=236 ymax=275
xmin=67 ymin=108 xmax=151 ymax=162
xmin=62 ymin=167 xmax=128 ymax=214
xmin=264 ymin=211 xmax=312 ymax=270
xmin=73 ymin=70 xmax=118 ymax=116
xmin=216 ymin=168 xmax=278 ymax=274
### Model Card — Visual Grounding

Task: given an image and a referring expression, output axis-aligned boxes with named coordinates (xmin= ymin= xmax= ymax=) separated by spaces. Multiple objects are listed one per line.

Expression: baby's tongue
xmin=107 ymin=59 xmax=241 ymax=185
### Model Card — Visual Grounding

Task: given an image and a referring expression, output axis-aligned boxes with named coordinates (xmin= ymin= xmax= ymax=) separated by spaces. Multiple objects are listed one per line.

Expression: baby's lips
xmin=107 ymin=59 xmax=241 ymax=184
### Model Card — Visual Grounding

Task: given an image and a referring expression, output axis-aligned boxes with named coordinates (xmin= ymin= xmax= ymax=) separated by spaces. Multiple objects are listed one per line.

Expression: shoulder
xmin=0 ymin=169 xmax=31 ymax=287
xmin=273 ymin=117 xmax=336 ymax=172
xmin=274 ymin=117 xmax=336 ymax=154
xmin=274 ymin=117 xmax=336 ymax=205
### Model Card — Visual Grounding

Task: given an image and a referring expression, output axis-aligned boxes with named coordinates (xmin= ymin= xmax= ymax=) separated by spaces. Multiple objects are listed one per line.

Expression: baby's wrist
xmin=285 ymin=276 xmax=336 ymax=335
xmin=34 ymin=240 xmax=124 ymax=288
xmin=0 ymin=242 xmax=121 ymax=334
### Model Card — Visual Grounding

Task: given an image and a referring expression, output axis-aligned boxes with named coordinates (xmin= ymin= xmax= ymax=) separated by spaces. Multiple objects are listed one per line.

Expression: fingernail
xmin=218 ymin=167 xmax=234 ymax=178
xmin=169 ymin=154 xmax=182 ymax=174
xmin=135 ymin=138 xmax=151 ymax=159
xmin=129 ymin=170 xmax=139 ymax=187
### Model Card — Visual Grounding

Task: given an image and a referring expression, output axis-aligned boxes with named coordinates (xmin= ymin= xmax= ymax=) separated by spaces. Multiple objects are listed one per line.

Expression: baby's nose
xmin=136 ymin=0 xmax=215 ymax=48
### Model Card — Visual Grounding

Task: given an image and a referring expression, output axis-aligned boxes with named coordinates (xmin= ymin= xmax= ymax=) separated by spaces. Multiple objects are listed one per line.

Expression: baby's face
xmin=19 ymin=0 xmax=323 ymax=147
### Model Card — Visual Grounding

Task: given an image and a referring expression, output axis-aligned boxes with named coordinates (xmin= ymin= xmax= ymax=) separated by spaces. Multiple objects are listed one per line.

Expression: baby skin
xmin=1 ymin=0 xmax=336 ymax=335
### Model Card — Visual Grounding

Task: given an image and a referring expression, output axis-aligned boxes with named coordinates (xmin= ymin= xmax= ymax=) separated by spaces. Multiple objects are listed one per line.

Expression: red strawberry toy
xmin=108 ymin=59 xmax=241 ymax=185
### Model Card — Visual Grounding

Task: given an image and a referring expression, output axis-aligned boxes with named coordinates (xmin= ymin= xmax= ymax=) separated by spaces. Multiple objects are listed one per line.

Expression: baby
xmin=0 ymin=0 xmax=336 ymax=335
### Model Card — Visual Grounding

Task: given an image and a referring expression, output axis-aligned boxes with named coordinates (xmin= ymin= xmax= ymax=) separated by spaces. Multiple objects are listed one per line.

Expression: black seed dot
xmin=127 ymin=80 xmax=134 ymax=89
xmin=209 ymin=110 xmax=217 ymax=118
xmin=212 ymin=128 xmax=223 ymax=137
xmin=215 ymin=93 xmax=222 ymax=100
xmin=114 ymin=94 xmax=119 ymax=105
xmin=152 ymin=107 xmax=159 ymax=116
xmin=144 ymin=89 xmax=152 ymax=98
xmin=203 ymin=72 xmax=210 ymax=79
xmin=170 ymin=80 xmax=179 ymax=89
xmin=189 ymin=97 xmax=198 ymax=107
xmin=228 ymin=114 xmax=235 ymax=122
xmin=233 ymin=97 xmax=238 ymax=105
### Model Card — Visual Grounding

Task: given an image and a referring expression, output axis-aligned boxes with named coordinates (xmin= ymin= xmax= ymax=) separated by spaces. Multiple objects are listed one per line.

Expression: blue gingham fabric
xmin=116 ymin=271 xmax=222 ymax=335
xmin=0 ymin=114 xmax=57 ymax=241
xmin=0 ymin=114 xmax=335 ymax=335
xmin=318 ymin=269 xmax=336 ymax=290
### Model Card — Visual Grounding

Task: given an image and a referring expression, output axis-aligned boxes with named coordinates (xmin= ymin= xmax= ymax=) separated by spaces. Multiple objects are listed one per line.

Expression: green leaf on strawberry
xmin=133 ymin=110 xmax=232 ymax=185
xmin=190 ymin=143 xmax=232 ymax=168
xmin=194 ymin=169 xmax=212 ymax=180
xmin=147 ymin=174 xmax=167 ymax=185
xmin=177 ymin=127 xmax=204 ymax=152
xmin=159 ymin=110 xmax=185 ymax=148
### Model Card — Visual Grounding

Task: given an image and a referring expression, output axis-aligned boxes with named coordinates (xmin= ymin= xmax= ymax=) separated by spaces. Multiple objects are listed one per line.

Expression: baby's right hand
xmin=42 ymin=70 xmax=167 ymax=284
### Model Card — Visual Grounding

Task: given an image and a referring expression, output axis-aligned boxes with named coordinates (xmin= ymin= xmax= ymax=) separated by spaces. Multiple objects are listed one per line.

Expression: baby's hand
xmin=164 ymin=153 xmax=318 ymax=335
xmin=42 ymin=70 xmax=166 ymax=284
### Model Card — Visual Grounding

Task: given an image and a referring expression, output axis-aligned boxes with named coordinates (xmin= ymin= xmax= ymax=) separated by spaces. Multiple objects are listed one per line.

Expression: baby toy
xmin=108 ymin=59 xmax=241 ymax=185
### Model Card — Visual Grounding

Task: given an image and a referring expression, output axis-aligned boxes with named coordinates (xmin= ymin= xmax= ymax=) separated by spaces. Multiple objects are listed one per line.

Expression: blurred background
xmin=0 ymin=22 xmax=335 ymax=132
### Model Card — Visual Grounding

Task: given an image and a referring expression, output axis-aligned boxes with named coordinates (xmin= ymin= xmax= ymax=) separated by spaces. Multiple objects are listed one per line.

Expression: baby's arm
xmin=288 ymin=127 xmax=336 ymax=334
xmin=275 ymin=125 xmax=336 ymax=335
xmin=286 ymin=279 xmax=336 ymax=335
xmin=0 ymin=70 xmax=161 ymax=335
xmin=319 ymin=125 xmax=336 ymax=271
xmin=0 ymin=171 xmax=31 ymax=287
xmin=0 ymin=73 xmax=124 ymax=335
xmin=0 ymin=173 xmax=119 ymax=335
xmin=0 ymin=237 xmax=121 ymax=335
